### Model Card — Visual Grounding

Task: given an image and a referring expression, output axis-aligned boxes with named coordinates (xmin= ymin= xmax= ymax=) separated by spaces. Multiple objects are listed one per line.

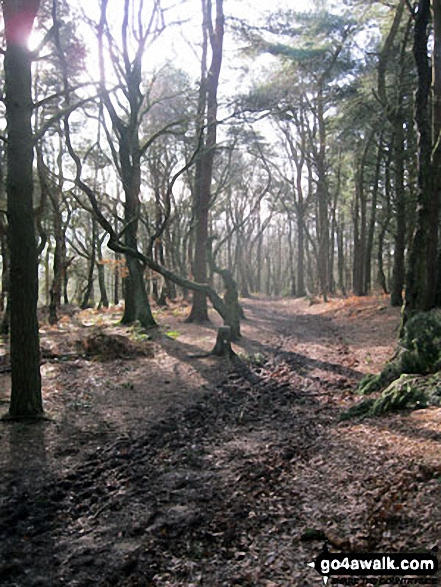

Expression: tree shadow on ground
xmin=0 ymin=421 xmax=61 ymax=585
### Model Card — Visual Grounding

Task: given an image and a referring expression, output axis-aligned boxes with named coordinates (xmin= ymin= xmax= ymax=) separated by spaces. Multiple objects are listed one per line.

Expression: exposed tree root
xmin=343 ymin=311 xmax=441 ymax=419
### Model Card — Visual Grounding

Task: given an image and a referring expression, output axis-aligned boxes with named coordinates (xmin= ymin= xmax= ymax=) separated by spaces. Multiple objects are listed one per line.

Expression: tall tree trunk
xmin=337 ymin=213 xmax=346 ymax=296
xmin=376 ymin=0 xmax=409 ymax=306
xmin=365 ymin=136 xmax=383 ymax=293
xmin=187 ymin=0 xmax=224 ymax=322
xmin=3 ymin=0 xmax=43 ymax=419
xmin=403 ymin=0 xmax=435 ymax=319
xmin=114 ymin=253 xmax=120 ymax=305
xmin=95 ymin=0 xmax=156 ymax=329
xmin=353 ymin=135 xmax=372 ymax=296
xmin=378 ymin=144 xmax=393 ymax=294
xmin=296 ymin=207 xmax=306 ymax=297
xmin=96 ymin=233 xmax=109 ymax=309
xmin=120 ymin=151 xmax=156 ymax=327
xmin=352 ymin=157 xmax=363 ymax=296
xmin=48 ymin=205 xmax=65 ymax=323
xmin=0 ymin=217 xmax=9 ymax=315
xmin=390 ymin=117 xmax=407 ymax=306
xmin=316 ymin=86 xmax=329 ymax=302
xmin=81 ymin=218 xmax=96 ymax=310
xmin=288 ymin=219 xmax=296 ymax=296
xmin=430 ymin=0 xmax=441 ymax=306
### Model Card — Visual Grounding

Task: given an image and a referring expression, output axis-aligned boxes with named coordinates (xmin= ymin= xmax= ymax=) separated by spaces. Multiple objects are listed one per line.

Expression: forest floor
xmin=0 ymin=295 xmax=440 ymax=587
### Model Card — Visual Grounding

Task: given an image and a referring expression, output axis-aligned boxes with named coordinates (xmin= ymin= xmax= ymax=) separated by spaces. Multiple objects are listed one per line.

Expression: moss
xmin=343 ymin=372 xmax=441 ymax=420
xmin=402 ymin=311 xmax=441 ymax=367
xmin=357 ymin=363 xmax=401 ymax=395
xmin=339 ymin=398 xmax=375 ymax=421
xmin=370 ymin=375 xmax=428 ymax=416
xmin=344 ymin=311 xmax=441 ymax=420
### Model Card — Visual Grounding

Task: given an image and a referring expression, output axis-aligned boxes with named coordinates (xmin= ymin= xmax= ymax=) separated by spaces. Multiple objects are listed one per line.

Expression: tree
xmin=404 ymin=0 xmax=441 ymax=320
xmin=2 ymin=0 xmax=43 ymax=419
xmin=375 ymin=0 xmax=413 ymax=306
xmin=187 ymin=0 xmax=225 ymax=323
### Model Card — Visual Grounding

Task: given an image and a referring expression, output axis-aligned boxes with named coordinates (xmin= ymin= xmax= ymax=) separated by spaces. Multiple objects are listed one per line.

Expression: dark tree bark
xmin=95 ymin=0 xmax=157 ymax=328
xmin=377 ymin=144 xmax=393 ymax=294
xmin=316 ymin=86 xmax=330 ymax=302
xmin=404 ymin=0 xmax=438 ymax=320
xmin=375 ymin=0 xmax=409 ymax=306
xmin=81 ymin=218 xmax=96 ymax=309
xmin=2 ymin=0 xmax=43 ymax=419
xmin=36 ymin=149 xmax=68 ymax=324
xmin=352 ymin=143 xmax=368 ymax=297
xmin=365 ymin=135 xmax=383 ymax=293
xmin=0 ymin=216 xmax=9 ymax=317
xmin=96 ymin=232 xmax=109 ymax=309
xmin=390 ymin=115 xmax=407 ymax=306
xmin=352 ymin=182 xmax=362 ymax=296
xmin=113 ymin=253 xmax=121 ymax=306
xmin=287 ymin=220 xmax=296 ymax=297
xmin=187 ymin=0 xmax=224 ymax=323
xmin=336 ymin=213 xmax=346 ymax=296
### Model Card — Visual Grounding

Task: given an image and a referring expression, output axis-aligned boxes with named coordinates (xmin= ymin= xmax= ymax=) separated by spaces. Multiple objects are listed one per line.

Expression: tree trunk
xmin=390 ymin=116 xmax=407 ymax=306
xmin=0 ymin=217 xmax=9 ymax=315
xmin=48 ymin=198 xmax=66 ymax=323
xmin=403 ymin=0 xmax=434 ymax=319
xmin=337 ymin=213 xmax=346 ymax=296
xmin=96 ymin=234 xmax=109 ymax=309
xmin=378 ymin=144 xmax=393 ymax=294
xmin=187 ymin=0 xmax=224 ymax=323
xmin=119 ymin=149 xmax=156 ymax=327
xmin=81 ymin=218 xmax=96 ymax=310
xmin=352 ymin=158 xmax=363 ymax=296
xmin=365 ymin=136 xmax=383 ymax=293
xmin=114 ymin=253 xmax=120 ymax=305
xmin=3 ymin=0 xmax=43 ymax=419
xmin=288 ymin=219 xmax=296 ymax=297
xmin=353 ymin=135 xmax=372 ymax=297
xmin=316 ymin=86 xmax=329 ymax=302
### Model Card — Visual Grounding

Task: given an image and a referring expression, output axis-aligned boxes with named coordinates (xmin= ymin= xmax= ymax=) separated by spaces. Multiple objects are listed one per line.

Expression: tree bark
xmin=3 ymin=0 xmax=43 ymax=419
xmin=81 ymin=218 xmax=96 ymax=310
xmin=187 ymin=0 xmax=224 ymax=322
xmin=403 ymin=0 xmax=435 ymax=320
xmin=96 ymin=233 xmax=109 ymax=309
xmin=365 ymin=136 xmax=383 ymax=293
xmin=390 ymin=115 xmax=407 ymax=306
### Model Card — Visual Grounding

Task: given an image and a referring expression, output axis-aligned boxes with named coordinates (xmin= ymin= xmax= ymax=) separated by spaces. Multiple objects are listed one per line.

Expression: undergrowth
xmin=341 ymin=311 xmax=441 ymax=420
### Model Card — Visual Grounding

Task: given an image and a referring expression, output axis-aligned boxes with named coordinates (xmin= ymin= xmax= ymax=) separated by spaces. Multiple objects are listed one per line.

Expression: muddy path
xmin=0 ymin=297 xmax=440 ymax=586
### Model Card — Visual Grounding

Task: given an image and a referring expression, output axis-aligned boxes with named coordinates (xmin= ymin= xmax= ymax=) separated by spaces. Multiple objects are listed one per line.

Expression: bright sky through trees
xmin=49 ymin=0 xmax=314 ymax=88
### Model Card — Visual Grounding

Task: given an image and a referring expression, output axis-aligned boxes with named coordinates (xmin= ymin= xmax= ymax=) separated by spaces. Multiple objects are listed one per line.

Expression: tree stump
xmin=211 ymin=326 xmax=236 ymax=357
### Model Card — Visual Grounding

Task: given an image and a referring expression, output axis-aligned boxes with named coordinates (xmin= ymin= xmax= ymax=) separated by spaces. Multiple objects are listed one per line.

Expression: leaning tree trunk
xmin=3 ymin=0 xmax=43 ymax=419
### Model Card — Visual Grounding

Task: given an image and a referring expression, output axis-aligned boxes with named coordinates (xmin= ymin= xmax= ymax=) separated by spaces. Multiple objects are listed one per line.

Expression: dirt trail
xmin=0 ymin=296 xmax=440 ymax=586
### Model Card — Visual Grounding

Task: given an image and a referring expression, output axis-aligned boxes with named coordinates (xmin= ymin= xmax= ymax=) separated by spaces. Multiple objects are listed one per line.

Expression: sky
xmin=69 ymin=0 xmax=313 ymax=89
